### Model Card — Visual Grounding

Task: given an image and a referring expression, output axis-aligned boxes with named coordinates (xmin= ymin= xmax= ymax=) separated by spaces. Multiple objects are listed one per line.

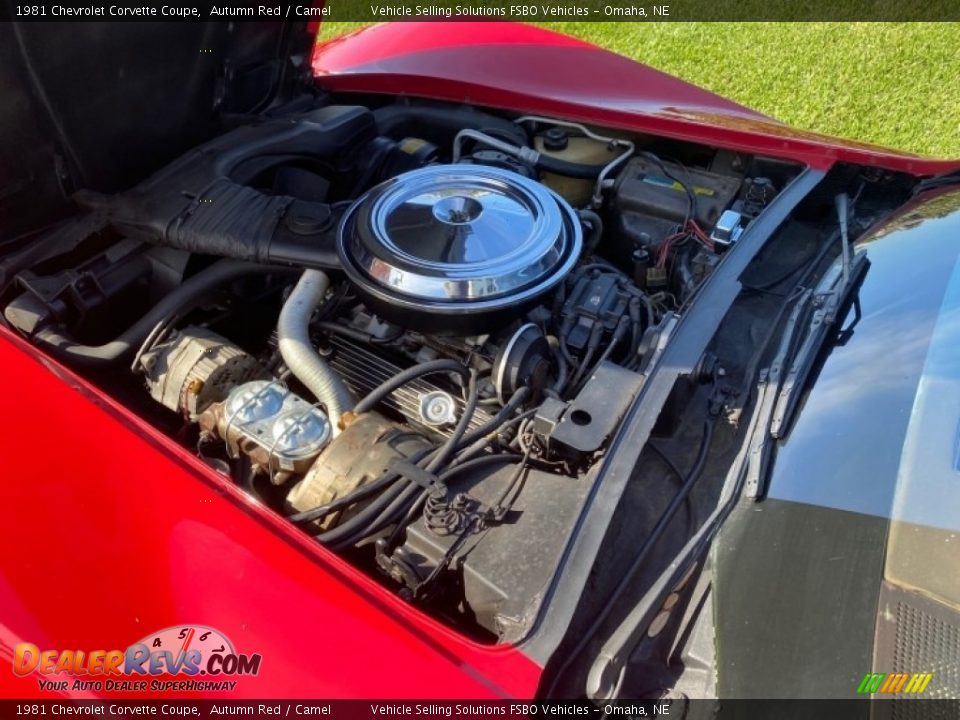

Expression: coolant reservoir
xmin=534 ymin=127 xmax=620 ymax=207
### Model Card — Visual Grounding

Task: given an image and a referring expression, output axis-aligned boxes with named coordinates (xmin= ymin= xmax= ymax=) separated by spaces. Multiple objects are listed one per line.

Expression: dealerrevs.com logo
xmin=12 ymin=625 xmax=261 ymax=693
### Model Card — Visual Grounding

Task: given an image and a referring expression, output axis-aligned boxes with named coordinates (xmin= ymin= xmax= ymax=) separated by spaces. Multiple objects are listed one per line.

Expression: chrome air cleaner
xmin=337 ymin=164 xmax=582 ymax=334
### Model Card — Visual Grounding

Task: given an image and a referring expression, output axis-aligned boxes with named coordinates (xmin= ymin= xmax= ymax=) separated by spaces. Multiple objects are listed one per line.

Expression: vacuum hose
xmin=277 ymin=269 xmax=354 ymax=435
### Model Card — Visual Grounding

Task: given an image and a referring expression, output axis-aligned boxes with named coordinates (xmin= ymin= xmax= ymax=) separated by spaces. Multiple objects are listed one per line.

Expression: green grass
xmin=318 ymin=22 xmax=960 ymax=158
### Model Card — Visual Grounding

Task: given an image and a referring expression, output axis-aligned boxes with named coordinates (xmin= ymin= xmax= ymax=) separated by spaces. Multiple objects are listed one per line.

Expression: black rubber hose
xmin=316 ymin=321 xmax=403 ymax=345
xmin=314 ymin=479 xmax=410 ymax=545
xmin=323 ymin=374 xmax=481 ymax=548
xmin=330 ymin=482 xmax=423 ymax=551
xmin=538 ymin=154 xmax=607 ymax=179
xmin=373 ymin=104 xmax=528 ymax=148
xmin=425 ymin=370 xmax=479 ymax=473
xmin=353 ymin=359 xmax=470 ymax=415
xmin=550 ymin=342 xmax=569 ymax=396
xmin=15 ymin=259 xmax=293 ymax=366
xmin=287 ymin=446 xmax=433 ymax=525
xmin=383 ymin=453 xmax=524 ymax=551
xmin=440 ymin=452 xmax=523 ymax=484
xmin=452 ymin=409 xmax=537 ymax=466
xmin=455 ymin=386 xmax=530 ymax=450
xmin=579 ymin=209 xmax=604 ymax=253
xmin=293 ymin=382 xmax=519 ymax=536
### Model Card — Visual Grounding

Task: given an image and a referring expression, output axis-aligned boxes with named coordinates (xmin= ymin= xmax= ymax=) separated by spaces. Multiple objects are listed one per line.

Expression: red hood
xmin=312 ymin=22 xmax=960 ymax=176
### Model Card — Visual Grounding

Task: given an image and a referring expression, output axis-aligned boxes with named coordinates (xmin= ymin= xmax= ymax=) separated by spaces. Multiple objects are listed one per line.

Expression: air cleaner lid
xmin=337 ymin=164 xmax=581 ymax=313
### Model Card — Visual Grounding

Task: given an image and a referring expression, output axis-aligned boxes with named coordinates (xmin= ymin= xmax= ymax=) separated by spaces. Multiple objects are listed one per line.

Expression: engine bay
xmin=2 ymin=100 xmax=811 ymax=643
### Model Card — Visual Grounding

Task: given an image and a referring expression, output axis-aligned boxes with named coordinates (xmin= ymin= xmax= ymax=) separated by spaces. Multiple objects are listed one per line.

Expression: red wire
xmin=654 ymin=220 xmax=716 ymax=270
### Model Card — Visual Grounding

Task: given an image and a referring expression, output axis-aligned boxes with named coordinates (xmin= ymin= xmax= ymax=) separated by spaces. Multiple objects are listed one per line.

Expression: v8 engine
xmin=2 ymin=101 xmax=794 ymax=642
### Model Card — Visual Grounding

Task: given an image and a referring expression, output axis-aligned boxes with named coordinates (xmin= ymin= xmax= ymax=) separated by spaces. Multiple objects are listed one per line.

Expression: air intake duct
xmin=75 ymin=106 xmax=378 ymax=269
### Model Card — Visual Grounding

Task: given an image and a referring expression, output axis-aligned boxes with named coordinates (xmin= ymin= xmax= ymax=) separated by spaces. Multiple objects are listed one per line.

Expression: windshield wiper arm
xmin=746 ymin=194 xmax=870 ymax=498
xmin=770 ymin=254 xmax=868 ymax=439
xmin=769 ymin=191 xmax=868 ymax=439
xmin=744 ymin=287 xmax=813 ymax=498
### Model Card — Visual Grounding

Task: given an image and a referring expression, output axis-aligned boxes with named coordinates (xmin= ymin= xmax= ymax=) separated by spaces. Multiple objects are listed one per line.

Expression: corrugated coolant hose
xmin=277 ymin=269 xmax=354 ymax=435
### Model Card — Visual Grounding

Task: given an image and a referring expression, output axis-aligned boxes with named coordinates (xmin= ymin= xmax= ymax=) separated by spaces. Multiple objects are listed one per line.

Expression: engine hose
xmin=353 ymin=359 xmax=470 ymax=415
xmin=294 ymin=383 xmax=516 ymax=536
xmin=579 ymin=209 xmax=604 ymax=253
xmin=330 ymin=482 xmax=423 ymax=551
xmin=331 ymin=451 xmax=524 ymax=550
xmin=10 ymin=259 xmax=291 ymax=365
xmin=453 ymin=409 xmax=537 ymax=467
xmin=277 ymin=269 xmax=355 ymax=436
xmin=538 ymin=154 xmax=607 ymax=180
xmin=549 ymin=340 xmax=569 ymax=396
xmin=329 ymin=435 xmax=517 ymax=551
xmin=383 ymin=453 xmax=524 ymax=552
xmin=316 ymin=320 xmax=403 ymax=345
xmin=316 ymin=371 xmax=480 ymax=545
xmin=287 ymin=446 xmax=433 ymax=525
xmin=425 ymin=370 xmax=479 ymax=473
xmin=455 ymin=386 xmax=530 ymax=450
xmin=314 ymin=479 xmax=410 ymax=545
xmin=373 ymin=104 xmax=528 ymax=148
xmin=441 ymin=453 xmax=524 ymax=484
xmin=568 ymin=322 xmax=605 ymax=391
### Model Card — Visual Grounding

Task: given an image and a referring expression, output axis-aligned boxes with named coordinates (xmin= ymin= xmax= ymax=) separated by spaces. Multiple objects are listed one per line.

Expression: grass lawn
xmin=318 ymin=22 xmax=960 ymax=158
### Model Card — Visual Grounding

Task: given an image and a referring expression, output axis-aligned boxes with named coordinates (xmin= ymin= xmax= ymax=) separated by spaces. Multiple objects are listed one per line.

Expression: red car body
xmin=2 ymin=21 xmax=958 ymax=700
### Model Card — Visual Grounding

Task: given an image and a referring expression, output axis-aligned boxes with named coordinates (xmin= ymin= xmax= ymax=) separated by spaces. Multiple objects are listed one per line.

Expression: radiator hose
xmin=277 ymin=269 xmax=354 ymax=435
xmin=5 ymin=259 xmax=291 ymax=365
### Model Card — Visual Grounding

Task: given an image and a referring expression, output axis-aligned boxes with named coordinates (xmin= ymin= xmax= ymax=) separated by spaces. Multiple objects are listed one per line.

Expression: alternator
xmin=139 ymin=326 xmax=265 ymax=419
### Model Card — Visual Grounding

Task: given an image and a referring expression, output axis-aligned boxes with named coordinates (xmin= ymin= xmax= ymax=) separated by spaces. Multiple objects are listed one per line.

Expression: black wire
xmin=451 ymin=408 xmax=537 ymax=466
xmin=353 ymin=359 xmax=469 ymax=415
xmin=314 ymin=479 xmax=409 ymax=545
xmin=290 ymin=387 xmax=527 ymax=530
xmin=413 ymin=453 xmax=529 ymax=600
xmin=317 ymin=320 xmax=403 ymax=345
xmin=645 ymin=440 xmax=696 ymax=526
xmin=440 ymin=452 xmax=523 ymax=483
xmin=637 ymin=151 xmax=697 ymax=224
xmin=546 ymin=416 xmax=717 ymax=694
xmin=425 ymin=370 xmax=479 ymax=473
xmin=302 ymin=375 xmax=489 ymax=546
xmin=455 ymin=387 xmax=530 ymax=449
xmin=330 ymin=482 xmax=422 ymax=551
xmin=334 ymin=448 xmax=514 ymax=549
xmin=488 ymin=450 xmax=531 ymax=516
xmin=287 ymin=445 xmax=433 ymax=524
xmin=382 ymin=453 xmax=523 ymax=552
